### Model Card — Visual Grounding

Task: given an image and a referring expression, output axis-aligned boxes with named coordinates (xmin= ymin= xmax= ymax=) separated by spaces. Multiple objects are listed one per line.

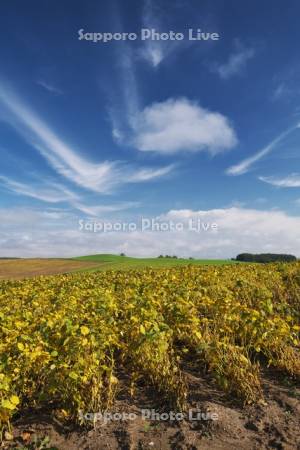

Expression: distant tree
xmin=172 ymin=255 xmax=178 ymax=259
xmin=236 ymin=253 xmax=297 ymax=263
xmin=120 ymin=253 xmax=126 ymax=257
xmin=189 ymin=257 xmax=194 ymax=260
xmin=158 ymin=255 xmax=164 ymax=258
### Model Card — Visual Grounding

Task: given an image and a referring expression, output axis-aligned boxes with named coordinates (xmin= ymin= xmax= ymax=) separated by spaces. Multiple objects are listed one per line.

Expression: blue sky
xmin=1 ymin=0 xmax=300 ymax=257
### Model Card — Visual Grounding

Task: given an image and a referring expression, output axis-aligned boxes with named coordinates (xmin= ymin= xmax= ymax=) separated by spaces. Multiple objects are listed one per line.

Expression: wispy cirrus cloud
xmin=0 ymin=83 xmax=174 ymax=193
xmin=0 ymin=174 xmax=142 ymax=217
xmin=37 ymin=80 xmax=63 ymax=95
xmin=272 ymin=82 xmax=293 ymax=101
xmin=271 ymin=65 xmax=300 ymax=102
xmin=226 ymin=124 xmax=299 ymax=176
xmin=72 ymin=201 xmax=140 ymax=217
xmin=128 ymin=164 xmax=175 ymax=181
xmin=212 ymin=40 xmax=255 ymax=80
xmin=139 ymin=0 xmax=177 ymax=67
xmin=259 ymin=173 xmax=300 ymax=188
xmin=0 ymin=175 xmax=79 ymax=203
xmin=108 ymin=40 xmax=140 ymax=145
xmin=140 ymin=0 xmax=163 ymax=67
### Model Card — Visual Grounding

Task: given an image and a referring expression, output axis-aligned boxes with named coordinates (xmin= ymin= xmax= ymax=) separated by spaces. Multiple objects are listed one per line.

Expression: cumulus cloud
xmin=1 ymin=207 xmax=300 ymax=258
xmin=131 ymin=98 xmax=237 ymax=154
xmin=259 ymin=174 xmax=300 ymax=187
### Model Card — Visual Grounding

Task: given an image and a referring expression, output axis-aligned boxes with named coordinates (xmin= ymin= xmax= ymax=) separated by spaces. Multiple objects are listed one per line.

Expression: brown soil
xmin=0 ymin=259 xmax=102 ymax=280
xmin=3 ymin=363 xmax=300 ymax=450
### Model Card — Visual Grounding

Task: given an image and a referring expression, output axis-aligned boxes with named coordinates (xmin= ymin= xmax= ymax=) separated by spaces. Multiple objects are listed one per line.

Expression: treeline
xmin=235 ymin=253 xmax=297 ymax=263
xmin=0 ymin=257 xmax=20 ymax=260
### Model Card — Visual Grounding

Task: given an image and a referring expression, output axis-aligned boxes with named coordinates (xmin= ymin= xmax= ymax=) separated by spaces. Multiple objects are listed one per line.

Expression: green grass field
xmin=73 ymin=254 xmax=237 ymax=271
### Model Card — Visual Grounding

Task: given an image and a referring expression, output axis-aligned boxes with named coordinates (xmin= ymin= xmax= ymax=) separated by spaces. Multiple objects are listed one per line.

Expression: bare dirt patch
xmin=0 ymin=259 xmax=102 ymax=280
xmin=3 ymin=364 xmax=300 ymax=450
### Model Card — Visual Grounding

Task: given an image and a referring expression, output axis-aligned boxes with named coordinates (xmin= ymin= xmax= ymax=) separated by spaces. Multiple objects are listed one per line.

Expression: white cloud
xmin=0 ymin=176 xmax=79 ymax=203
xmin=0 ymin=175 xmax=140 ymax=217
xmin=272 ymin=72 xmax=300 ymax=102
xmin=259 ymin=174 xmax=300 ymax=187
xmin=111 ymin=45 xmax=237 ymax=156
xmin=131 ymin=97 xmax=237 ymax=154
xmin=37 ymin=80 xmax=63 ymax=95
xmin=128 ymin=164 xmax=175 ymax=181
xmin=213 ymin=41 xmax=255 ymax=80
xmin=1 ymin=207 xmax=300 ymax=258
xmin=118 ymin=46 xmax=140 ymax=120
xmin=140 ymin=0 xmax=176 ymax=67
xmin=109 ymin=42 xmax=141 ymax=145
xmin=0 ymin=84 xmax=173 ymax=192
xmin=226 ymin=125 xmax=297 ymax=176
xmin=272 ymin=83 xmax=291 ymax=101
xmin=142 ymin=47 xmax=164 ymax=68
xmin=72 ymin=201 xmax=140 ymax=217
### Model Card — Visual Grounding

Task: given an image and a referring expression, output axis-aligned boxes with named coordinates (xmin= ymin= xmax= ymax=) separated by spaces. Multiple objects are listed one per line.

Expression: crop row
xmin=0 ymin=263 xmax=300 ymax=432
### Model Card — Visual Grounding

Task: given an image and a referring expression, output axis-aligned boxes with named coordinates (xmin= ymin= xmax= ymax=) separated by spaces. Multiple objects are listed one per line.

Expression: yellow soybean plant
xmin=0 ymin=262 xmax=299 ymax=431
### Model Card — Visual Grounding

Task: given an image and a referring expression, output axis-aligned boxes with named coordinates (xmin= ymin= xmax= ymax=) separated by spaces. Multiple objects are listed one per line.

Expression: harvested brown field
xmin=0 ymin=259 xmax=102 ymax=280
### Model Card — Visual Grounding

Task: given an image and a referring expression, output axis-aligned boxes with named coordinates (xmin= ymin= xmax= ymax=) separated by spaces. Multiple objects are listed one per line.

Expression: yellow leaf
xmin=239 ymin=355 xmax=249 ymax=364
xmin=82 ymin=338 xmax=89 ymax=346
xmin=69 ymin=371 xmax=78 ymax=380
xmin=10 ymin=395 xmax=20 ymax=406
xmin=80 ymin=326 xmax=90 ymax=336
xmin=2 ymin=399 xmax=16 ymax=410
xmin=110 ymin=375 xmax=118 ymax=384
